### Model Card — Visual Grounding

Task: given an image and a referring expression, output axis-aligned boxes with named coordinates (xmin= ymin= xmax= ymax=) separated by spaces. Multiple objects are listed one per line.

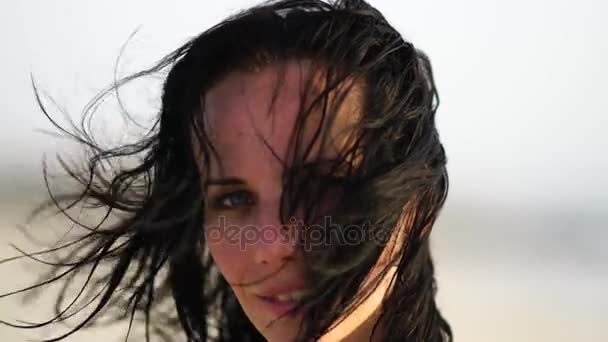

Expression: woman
xmin=2 ymin=0 xmax=451 ymax=341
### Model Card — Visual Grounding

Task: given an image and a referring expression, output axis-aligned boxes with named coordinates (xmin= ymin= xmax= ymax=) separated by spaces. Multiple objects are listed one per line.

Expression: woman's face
xmin=198 ymin=60 xmax=362 ymax=341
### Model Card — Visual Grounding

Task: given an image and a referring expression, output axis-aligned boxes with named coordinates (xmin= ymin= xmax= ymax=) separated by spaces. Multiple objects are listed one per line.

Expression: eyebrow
xmin=204 ymin=177 xmax=247 ymax=187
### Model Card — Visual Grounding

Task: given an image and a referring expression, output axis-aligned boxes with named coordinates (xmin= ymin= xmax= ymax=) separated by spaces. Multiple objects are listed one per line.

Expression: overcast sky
xmin=1 ymin=0 xmax=606 ymax=214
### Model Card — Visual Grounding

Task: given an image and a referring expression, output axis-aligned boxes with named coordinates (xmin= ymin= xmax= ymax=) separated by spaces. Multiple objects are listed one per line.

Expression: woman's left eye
xmin=213 ymin=190 xmax=255 ymax=209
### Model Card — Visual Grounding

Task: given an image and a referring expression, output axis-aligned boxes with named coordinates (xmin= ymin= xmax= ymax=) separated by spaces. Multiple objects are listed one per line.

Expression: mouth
xmin=256 ymin=289 xmax=309 ymax=317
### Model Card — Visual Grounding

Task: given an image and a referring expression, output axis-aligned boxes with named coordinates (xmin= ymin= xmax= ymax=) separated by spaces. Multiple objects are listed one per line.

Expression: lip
xmin=256 ymin=284 xmax=307 ymax=298
xmin=257 ymin=295 xmax=303 ymax=317
xmin=255 ymin=283 xmax=308 ymax=318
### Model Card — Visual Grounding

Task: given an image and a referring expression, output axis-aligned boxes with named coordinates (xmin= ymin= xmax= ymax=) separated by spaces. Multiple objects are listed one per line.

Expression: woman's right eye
xmin=212 ymin=190 xmax=255 ymax=210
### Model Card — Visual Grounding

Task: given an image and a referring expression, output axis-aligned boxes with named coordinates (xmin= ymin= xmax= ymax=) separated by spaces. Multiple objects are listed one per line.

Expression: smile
xmin=257 ymin=289 xmax=310 ymax=317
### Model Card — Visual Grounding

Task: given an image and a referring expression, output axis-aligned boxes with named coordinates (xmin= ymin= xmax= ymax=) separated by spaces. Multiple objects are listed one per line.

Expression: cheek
xmin=204 ymin=227 xmax=250 ymax=283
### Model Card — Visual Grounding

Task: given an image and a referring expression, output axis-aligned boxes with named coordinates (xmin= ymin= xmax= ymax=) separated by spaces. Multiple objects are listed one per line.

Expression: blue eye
xmin=214 ymin=190 xmax=255 ymax=209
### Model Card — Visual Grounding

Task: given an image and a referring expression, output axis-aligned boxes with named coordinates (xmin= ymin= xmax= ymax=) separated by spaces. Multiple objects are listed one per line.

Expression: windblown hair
xmin=1 ymin=0 xmax=451 ymax=341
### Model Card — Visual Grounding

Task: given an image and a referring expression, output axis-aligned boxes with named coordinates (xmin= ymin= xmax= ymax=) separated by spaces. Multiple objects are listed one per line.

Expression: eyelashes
xmin=211 ymin=189 xmax=256 ymax=210
xmin=206 ymin=174 xmax=349 ymax=213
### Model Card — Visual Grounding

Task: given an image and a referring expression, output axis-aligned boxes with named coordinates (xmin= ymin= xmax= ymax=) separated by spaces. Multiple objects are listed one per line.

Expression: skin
xmin=197 ymin=59 xmax=398 ymax=341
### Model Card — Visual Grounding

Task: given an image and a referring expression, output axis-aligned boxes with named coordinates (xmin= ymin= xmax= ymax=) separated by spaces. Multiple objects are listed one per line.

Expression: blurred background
xmin=1 ymin=0 xmax=606 ymax=341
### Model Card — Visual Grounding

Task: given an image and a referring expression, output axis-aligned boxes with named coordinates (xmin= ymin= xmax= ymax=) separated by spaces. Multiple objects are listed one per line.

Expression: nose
xmin=252 ymin=205 xmax=298 ymax=266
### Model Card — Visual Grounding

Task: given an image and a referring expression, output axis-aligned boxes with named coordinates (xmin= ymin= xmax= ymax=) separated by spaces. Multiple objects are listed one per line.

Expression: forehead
xmin=202 ymin=59 xmax=362 ymax=176
xmin=204 ymin=61 xmax=304 ymax=162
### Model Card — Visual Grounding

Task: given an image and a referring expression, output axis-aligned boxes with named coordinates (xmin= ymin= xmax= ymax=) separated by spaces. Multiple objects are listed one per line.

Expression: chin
xmin=247 ymin=307 xmax=305 ymax=342
xmin=236 ymin=290 xmax=307 ymax=341
xmin=261 ymin=326 xmax=300 ymax=342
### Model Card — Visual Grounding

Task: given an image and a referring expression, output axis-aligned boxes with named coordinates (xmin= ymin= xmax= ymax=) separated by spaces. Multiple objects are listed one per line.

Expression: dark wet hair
xmin=1 ymin=0 xmax=451 ymax=341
